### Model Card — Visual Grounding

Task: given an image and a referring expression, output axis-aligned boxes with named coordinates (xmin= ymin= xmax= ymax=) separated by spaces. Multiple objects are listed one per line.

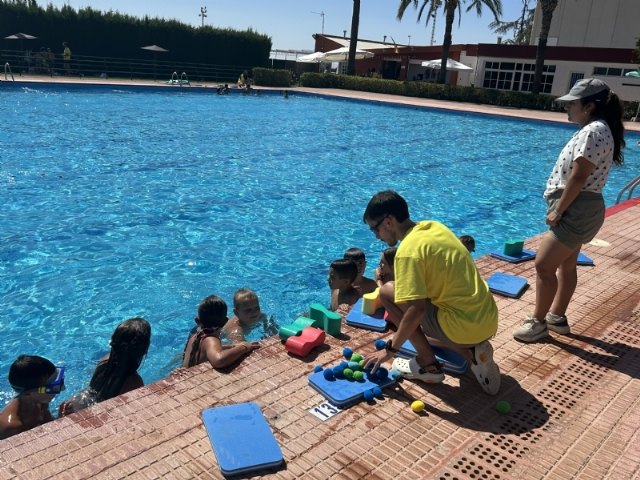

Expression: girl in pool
xmin=59 ymin=317 xmax=151 ymax=415
xmin=375 ymin=247 xmax=397 ymax=288
xmin=183 ymin=295 xmax=259 ymax=369
xmin=513 ymin=78 xmax=626 ymax=342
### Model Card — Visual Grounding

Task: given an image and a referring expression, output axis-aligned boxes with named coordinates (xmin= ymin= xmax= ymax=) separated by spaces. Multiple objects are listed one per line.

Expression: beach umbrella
xmin=421 ymin=58 xmax=473 ymax=71
xmin=140 ymin=45 xmax=169 ymax=79
xmin=4 ymin=32 xmax=37 ymax=52
xmin=322 ymin=47 xmax=374 ymax=62
xmin=296 ymin=52 xmax=326 ymax=63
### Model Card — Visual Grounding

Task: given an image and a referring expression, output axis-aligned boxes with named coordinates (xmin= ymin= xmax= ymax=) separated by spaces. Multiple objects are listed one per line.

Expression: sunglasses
xmin=370 ymin=215 xmax=389 ymax=233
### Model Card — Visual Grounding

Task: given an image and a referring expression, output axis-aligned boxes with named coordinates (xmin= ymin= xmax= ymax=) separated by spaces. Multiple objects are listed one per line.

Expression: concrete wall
xmin=531 ymin=0 xmax=639 ymax=49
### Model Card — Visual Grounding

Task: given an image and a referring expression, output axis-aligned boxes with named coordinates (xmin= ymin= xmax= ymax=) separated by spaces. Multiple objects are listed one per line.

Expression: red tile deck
xmin=1 ymin=82 xmax=639 ymax=479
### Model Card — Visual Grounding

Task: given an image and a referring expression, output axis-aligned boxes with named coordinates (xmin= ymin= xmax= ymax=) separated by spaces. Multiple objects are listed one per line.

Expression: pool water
xmin=1 ymin=84 xmax=638 ymax=408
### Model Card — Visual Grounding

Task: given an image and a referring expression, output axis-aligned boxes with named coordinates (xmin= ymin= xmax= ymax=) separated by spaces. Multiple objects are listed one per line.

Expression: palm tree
xmin=490 ymin=0 xmax=534 ymax=45
xmin=347 ymin=0 xmax=361 ymax=75
xmin=532 ymin=0 xmax=558 ymax=94
xmin=398 ymin=0 xmax=502 ymax=84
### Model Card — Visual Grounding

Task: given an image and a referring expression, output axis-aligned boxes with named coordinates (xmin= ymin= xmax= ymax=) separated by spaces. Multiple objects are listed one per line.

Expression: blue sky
xmin=44 ymin=0 xmax=526 ymax=51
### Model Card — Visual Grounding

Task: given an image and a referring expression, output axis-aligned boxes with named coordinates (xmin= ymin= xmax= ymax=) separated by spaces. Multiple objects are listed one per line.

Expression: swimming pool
xmin=1 ymin=83 xmax=638 ymax=407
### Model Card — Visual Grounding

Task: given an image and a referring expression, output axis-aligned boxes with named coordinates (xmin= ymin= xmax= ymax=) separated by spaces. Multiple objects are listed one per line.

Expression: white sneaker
xmin=513 ymin=316 xmax=548 ymax=342
xmin=470 ymin=341 xmax=501 ymax=395
xmin=546 ymin=312 xmax=570 ymax=334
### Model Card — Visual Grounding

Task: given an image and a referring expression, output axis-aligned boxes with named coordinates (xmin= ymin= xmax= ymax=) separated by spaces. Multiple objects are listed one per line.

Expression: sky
xmin=42 ymin=0 xmax=527 ymax=51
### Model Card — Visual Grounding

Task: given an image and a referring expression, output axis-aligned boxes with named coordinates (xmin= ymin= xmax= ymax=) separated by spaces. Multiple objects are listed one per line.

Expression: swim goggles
xmin=11 ymin=366 xmax=66 ymax=395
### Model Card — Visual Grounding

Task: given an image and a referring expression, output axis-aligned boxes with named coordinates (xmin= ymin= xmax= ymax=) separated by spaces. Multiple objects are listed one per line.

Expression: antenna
xmin=199 ymin=6 xmax=207 ymax=28
xmin=311 ymin=11 xmax=325 ymax=34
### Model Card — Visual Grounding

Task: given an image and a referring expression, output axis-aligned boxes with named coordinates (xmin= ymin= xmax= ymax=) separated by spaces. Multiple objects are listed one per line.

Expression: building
xmin=311 ymin=0 xmax=640 ymax=101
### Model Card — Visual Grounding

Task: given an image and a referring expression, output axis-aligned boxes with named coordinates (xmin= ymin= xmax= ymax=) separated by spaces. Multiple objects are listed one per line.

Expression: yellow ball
xmin=411 ymin=400 xmax=425 ymax=413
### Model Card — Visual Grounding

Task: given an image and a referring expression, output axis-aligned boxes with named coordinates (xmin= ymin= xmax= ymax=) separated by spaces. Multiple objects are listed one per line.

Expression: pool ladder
xmin=615 ymin=175 xmax=640 ymax=204
xmin=4 ymin=62 xmax=15 ymax=81
xmin=170 ymin=71 xmax=190 ymax=86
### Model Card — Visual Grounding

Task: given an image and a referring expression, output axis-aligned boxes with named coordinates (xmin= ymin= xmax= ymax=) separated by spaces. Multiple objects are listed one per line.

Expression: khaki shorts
xmin=546 ymin=190 xmax=605 ymax=249
xmin=420 ymin=301 xmax=480 ymax=348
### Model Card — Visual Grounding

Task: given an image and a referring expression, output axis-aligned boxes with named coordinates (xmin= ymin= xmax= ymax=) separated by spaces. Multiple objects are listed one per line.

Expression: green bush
xmin=300 ymin=73 xmax=563 ymax=113
xmin=252 ymin=67 xmax=291 ymax=87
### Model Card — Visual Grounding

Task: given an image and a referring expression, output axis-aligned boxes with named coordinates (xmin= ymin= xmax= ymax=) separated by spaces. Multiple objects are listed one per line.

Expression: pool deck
xmin=1 ymin=77 xmax=640 ymax=480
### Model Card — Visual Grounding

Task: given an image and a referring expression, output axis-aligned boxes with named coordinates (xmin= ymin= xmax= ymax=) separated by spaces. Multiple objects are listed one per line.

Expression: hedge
xmin=252 ymin=67 xmax=291 ymax=87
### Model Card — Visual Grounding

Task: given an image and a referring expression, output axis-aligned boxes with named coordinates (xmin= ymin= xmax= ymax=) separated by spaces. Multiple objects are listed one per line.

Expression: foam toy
xmin=503 ymin=239 xmax=524 ymax=257
xmin=278 ymin=317 xmax=316 ymax=341
xmin=496 ymin=400 xmax=511 ymax=414
xmin=285 ymin=327 xmax=326 ymax=357
xmin=309 ymin=303 xmax=342 ymax=337
xmin=342 ymin=347 xmax=353 ymax=359
xmin=362 ymin=288 xmax=383 ymax=315
xmin=411 ymin=400 xmax=425 ymax=413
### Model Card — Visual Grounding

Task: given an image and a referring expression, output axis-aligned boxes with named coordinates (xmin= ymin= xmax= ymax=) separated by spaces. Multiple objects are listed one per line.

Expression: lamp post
xmin=311 ymin=11 xmax=325 ymax=34
xmin=199 ymin=6 xmax=207 ymax=27
xmin=408 ymin=35 xmax=411 ymax=46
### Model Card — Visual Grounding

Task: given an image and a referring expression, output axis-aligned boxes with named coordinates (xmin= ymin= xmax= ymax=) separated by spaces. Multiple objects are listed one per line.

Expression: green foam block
xmin=503 ymin=240 xmax=524 ymax=257
xmin=278 ymin=317 xmax=316 ymax=341
xmin=309 ymin=303 xmax=342 ymax=337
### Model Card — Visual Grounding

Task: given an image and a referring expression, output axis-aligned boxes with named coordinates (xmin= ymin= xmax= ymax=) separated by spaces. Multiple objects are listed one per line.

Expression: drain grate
xmin=453 ymin=456 xmax=506 ymax=479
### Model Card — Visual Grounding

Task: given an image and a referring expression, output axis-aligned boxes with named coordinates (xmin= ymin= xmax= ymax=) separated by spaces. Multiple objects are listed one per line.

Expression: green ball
xmin=343 ymin=368 xmax=354 ymax=379
xmin=496 ymin=400 xmax=511 ymax=414
xmin=353 ymin=371 xmax=364 ymax=381
xmin=351 ymin=353 xmax=363 ymax=363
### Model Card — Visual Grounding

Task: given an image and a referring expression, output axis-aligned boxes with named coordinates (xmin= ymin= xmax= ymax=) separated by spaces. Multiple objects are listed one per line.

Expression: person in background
xmin=62 ymin=42 xmax=71 ymax=75
xmin=183 ymin=295 xmax=259 ymax=369
xmin=343 ymin=247 xmax=378 ymax=295
xmin=513 ymin=78 xmax=625 ymax=342
xmin=328 ymin=258 xmax=359 ymax=312
xmin=59 ymin=317 xmax=151 ymax=416
xmin=222 ymin=288 xmax=278 ymax=342
xmin=458 ymin=235 xmax=476 ymax=253
xmin=0 ymin=355 xmax=63 ymax=439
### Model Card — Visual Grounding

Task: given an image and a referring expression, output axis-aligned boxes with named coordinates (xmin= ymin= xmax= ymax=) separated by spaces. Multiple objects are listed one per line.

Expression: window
xmin=482 ymin=61 xmax=555 ymax=93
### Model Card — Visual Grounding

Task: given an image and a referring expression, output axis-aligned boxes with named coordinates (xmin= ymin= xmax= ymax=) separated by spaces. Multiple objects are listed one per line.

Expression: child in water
xmin=222 ymin=288 xmax=278 ymax=342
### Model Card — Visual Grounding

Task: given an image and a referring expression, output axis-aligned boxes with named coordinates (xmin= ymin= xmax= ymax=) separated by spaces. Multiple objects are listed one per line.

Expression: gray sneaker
xmin=546 ymin=312 xmax=570 ymax=334
xmin=513 ymin=316 xmax=548 ymax=342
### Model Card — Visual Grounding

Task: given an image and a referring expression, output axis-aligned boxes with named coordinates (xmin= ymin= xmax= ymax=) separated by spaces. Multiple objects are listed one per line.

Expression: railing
xmin=0 ymin=49 xmax=252 ymax=84
xmin=615 ymin=175 xmax=640 ymax=204
xmin=4 ymin=62 xmax=14 ymax=81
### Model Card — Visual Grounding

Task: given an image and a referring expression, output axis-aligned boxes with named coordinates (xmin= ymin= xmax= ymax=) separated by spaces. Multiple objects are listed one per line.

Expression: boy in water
xmin=344 ymin=247 xmax=378 ymax=295
xmin=183 ymin=295 xmax=259 ymax=369
xmin=222 ymin=288 xmax=278 ymax=342
xmin=0 ymin=355 xmax=64 ymax=440
xmin=328 ymin=258 xmax=359 ymax=311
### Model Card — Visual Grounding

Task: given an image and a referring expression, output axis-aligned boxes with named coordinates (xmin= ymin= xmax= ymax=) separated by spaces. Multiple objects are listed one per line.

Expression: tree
xmin=633 ymin=36 xmax=640 ymax=64
xmin=398 ymin=0 xmax=502 ymax=84
xmin=347 ymin=0 xmax=361 ymax=75
xmin=532 ymin=0 xmax=558 ymax=95
xmin=489 ymin=0 xmax=534 ymax=45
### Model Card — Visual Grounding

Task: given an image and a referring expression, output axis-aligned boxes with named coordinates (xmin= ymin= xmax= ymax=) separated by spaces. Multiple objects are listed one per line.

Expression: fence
xmin=0 ymin=49 xmax=253 ymax=84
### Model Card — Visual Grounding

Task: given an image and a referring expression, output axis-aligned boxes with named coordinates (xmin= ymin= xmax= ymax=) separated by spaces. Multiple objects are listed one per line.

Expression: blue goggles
xmin=11 ymin=366 xmax=66 ymax=395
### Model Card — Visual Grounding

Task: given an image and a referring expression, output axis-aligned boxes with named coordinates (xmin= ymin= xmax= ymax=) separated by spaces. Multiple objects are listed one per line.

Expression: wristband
xmin=553 ymin=208 xmax=562 ymax=217
xmin=384 ymin=339 xmax=399 ymax=353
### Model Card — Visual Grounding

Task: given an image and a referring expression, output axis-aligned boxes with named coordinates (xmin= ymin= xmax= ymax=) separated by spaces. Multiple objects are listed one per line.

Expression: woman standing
xmin=514 ymin=78 xmax=625 ymax=342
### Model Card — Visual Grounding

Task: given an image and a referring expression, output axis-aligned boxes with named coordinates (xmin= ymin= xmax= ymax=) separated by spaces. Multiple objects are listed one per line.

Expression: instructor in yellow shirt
xmin=363 ymin=190 xmax=500 ymax=395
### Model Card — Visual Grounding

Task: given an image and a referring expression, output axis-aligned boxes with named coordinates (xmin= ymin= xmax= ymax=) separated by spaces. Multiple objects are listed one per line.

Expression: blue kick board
xmin=309 ymin=369 xmax=396 ymax=408
xmin=577 ymin=252 xmax=595 ymax=266
xmin=487 ymin=272 xmax=529 ymax=298
xmin=396 ymin=341 xmax=468 ymax=375
xmin=489 ymin=248 xmax=536 ymax=263
xmin=201 ymin=402 xmax=283 ymax=477
xmin=346 ymin=298 xmax=388 ymax=332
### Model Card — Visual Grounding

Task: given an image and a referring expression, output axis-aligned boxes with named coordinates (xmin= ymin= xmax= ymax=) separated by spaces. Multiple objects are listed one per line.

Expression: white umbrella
xmin=421 ymin=58 xmax=473 ymax=71
xmin=141 ymin=44 xmax=169 ymax=53
xmin=322 ymin=46 xmax=374 ymax=62
xmin=4 ymin=32 xmax=37 ymax=40
xmin=296 ymin=52 xmax=326 ymax=63
xmin=624 ymin=69 xmax=640 ymax=78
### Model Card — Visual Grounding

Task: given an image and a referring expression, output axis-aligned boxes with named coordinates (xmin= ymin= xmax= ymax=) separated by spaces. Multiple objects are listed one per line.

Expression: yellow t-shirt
xmin=394 ymin=221 xmax=498 ymax=345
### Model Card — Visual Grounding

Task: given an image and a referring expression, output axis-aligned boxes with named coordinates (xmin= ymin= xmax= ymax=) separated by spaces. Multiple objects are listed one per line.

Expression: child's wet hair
xmin=343 ymin=247 xmax=366 ymax=264
xmin=382 ymin=247 xmax=397 ymax=266
xmin=330 ymin=259 xmax=358 ymax=283
xmin=197 ymin=295 xmax=228 ymax=329
xmin=8 ymin=355 xmax=56 ymax=392
xmin=458 ymin=235 xmax=476 ymax=252
xmin=233 ymin=288 xmax=258 ymax=308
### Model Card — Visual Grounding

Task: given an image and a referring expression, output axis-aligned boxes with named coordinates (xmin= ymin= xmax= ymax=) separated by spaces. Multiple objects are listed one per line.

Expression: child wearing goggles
xmin=0 ymin=355 xmax=64 ymax=440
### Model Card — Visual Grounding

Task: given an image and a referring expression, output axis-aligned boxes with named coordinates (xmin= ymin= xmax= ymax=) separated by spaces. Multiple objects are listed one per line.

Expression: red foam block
xmin=285 ymin=327 xmax=326 ymax=357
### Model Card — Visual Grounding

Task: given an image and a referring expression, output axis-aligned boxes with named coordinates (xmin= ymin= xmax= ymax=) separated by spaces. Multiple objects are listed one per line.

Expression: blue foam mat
xmin=202 ymin=402 xmax=283 ymax=477
xmin=489 ymin=248 xmax=536 ymax=263
xmin=309 ymin=369 xmax=396 ymax=408
xmin=396 ymin=341 xmax=468 ymax=375
xmin=577 ymin=252 xmax=595 ymax=266
xmin=487 ymin=272 xmax=529 ymax=298
xmin=345 ymin=298 xmax=388 ymax=332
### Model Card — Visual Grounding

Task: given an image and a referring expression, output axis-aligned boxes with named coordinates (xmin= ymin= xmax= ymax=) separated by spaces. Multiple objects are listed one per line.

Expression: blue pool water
xmin=1 ymin=84 xmax=639 ymax=408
